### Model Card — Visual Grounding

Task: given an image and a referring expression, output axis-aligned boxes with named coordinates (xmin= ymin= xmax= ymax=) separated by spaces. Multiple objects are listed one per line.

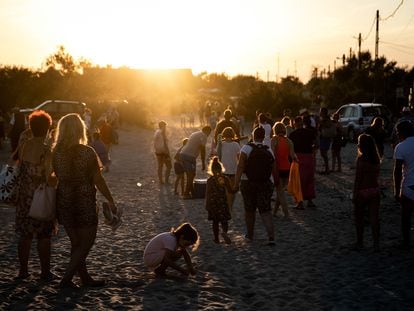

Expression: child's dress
xmin=205 ymin=175 xmax=231 ymax=221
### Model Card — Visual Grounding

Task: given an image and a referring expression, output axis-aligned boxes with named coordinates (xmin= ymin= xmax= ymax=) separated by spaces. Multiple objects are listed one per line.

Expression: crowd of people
xmin=152 ymin=104 xmax=414 ymax=274
xmin=2 ymin=101 xmax=414 ymax=286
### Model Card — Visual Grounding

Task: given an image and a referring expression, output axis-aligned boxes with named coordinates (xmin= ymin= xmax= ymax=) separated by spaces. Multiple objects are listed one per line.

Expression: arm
xmin=233 ymin=152 xmax=247 ymax=192
xmin=287 ymin=138 xmax=298 ymax=162
xmin=93 ymin=171 xmax=116 ymax=213
xmin=163 ymin=248 xmax=194 ymax=275
xmin=393 ymin=159 xmax=403 ymax=202
xmin=200 ymin=145 xmax=206 ymax=171
xmin=181 ymin=247 xmax=196 ymax=275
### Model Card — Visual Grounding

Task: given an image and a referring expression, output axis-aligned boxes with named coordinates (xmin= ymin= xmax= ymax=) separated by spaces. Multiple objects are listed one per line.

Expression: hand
xmin=394 ymin=194 xmax=400 ymax=203
xmin=189 ymin=267 xmax=196 ymax=275
xmin=107 ymin=201 xmax=117 ymax=214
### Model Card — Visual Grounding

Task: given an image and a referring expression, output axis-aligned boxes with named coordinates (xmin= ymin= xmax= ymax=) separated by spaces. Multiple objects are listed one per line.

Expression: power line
xmin=381 ymin=43 xmax=414 ymax=55
xmin=380 ymin=0 xmax=404 ymax=21
xmin=380 ymin=40 xmax=414 ymax=50
xmin=362 ymin=14 xmax=376 ymax=41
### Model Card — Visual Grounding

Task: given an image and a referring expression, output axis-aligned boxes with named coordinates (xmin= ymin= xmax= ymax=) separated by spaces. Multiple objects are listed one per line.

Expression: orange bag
xmin=287 ymin=162 xmax=303 ymax=203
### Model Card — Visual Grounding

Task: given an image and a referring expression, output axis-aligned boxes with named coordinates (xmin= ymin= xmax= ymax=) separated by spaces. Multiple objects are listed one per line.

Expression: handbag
xmin=28 ymin=183 xmax=56 ymax=221
xmin=0 ymin=164 xmax=20 ymax=203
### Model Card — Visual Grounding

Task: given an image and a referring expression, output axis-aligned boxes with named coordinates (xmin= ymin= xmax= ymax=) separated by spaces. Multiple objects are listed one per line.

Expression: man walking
xmin=234 ymin=126 xmax=275 ymax=245
xmin=154 ymin=121 xmax=172 ymax=184
xmin=393 ymin=120 xmax=414 ymax=250
xmin=180 ymin=126 xmax=212 ymax=198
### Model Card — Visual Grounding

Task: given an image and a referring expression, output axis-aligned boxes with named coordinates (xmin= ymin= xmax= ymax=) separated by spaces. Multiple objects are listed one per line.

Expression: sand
xmin=1 ymin=117 xmax=413 ymax=310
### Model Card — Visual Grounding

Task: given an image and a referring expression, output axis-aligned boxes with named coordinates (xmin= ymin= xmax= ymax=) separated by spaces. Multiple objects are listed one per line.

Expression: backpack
xmin=245 ymin=143 xmax=274 ymax=182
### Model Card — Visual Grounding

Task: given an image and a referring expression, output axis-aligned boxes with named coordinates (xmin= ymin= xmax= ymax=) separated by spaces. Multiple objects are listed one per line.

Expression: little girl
xmin=353 ymin=134 xmax=381 ymax=252
xmin=173 ymin=138 xmax=188 ymax=195
xmin=205 ymin=156 xmax=234 ymax=244
xmin=143 ymin=222 xmax=199 ymax=277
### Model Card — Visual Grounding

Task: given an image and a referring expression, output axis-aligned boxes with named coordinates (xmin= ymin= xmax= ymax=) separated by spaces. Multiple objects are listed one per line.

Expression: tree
xmin=43 ymin=45 xmax=78 ymax=75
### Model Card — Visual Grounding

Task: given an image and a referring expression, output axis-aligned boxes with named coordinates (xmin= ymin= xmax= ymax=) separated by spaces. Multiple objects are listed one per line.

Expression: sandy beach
xmin=1 ymin=117 xmax=413 ymax=310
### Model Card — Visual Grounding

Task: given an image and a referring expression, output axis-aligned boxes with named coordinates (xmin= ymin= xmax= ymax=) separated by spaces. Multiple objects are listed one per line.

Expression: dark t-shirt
xmin=289 ymin=128 xmax=317 ymax=154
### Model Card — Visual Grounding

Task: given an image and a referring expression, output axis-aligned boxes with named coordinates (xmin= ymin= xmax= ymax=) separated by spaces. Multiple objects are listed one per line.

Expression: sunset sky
xmin=0 ymin=0 xmax=413 ymax=82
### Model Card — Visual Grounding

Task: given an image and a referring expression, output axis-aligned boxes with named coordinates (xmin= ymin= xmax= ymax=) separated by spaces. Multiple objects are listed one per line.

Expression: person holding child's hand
xmin=143 ymin=223 xmax=199 ymax=277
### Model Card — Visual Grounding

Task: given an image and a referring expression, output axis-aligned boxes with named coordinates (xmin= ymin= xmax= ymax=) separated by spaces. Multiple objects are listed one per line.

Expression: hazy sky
xmin=0 ymin=0 xmax=413 ymax=82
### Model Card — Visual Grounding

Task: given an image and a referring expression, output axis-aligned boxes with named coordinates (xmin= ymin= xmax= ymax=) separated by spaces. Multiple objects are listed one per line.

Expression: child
xmin=352 ymin=134 xmax=381 ymax=252
xmin=143 ymin=223 xmax=199 ymax=277
xmin=220 ymin=127 xmax=240 ymax=214
xmin=174 ymin=138 xmax=188 ymax=195
xmin=90 ymin=131 xmax=111 ymax=172
xmin=205 ymin=157 xmax=234 ymax=244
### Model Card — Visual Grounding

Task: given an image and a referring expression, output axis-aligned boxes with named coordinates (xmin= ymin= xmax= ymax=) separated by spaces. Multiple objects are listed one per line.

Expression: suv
xmin=20 ymin=100 xmax=86 ymax=122
xmin=334 ymin=103 xmax=392 ymax=142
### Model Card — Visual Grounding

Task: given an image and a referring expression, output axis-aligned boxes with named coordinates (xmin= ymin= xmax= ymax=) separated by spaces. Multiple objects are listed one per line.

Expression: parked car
xmin=20 ymin=100 xmax=87 ymax=123
xmin=334 ymin=103 xmax=393 ymax=142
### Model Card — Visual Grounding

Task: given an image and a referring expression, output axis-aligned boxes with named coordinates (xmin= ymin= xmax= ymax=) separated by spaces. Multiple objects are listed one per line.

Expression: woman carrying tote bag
xmin=15 ymin=110 xmax=56 ymax=280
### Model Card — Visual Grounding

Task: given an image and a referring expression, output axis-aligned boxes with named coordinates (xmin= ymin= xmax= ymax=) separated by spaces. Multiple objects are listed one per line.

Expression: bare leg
xmin=184 ymin=171 xmax=195 ymax=196
xmin=61 ymin=226 xmax=97 ymax=285
xmin=245 ymin=210 xmax=256 ymax=240
xmin=156 ymin=156 xmax=164 ymax=184
xmin=37 ymin=237 xmax=51 ymax=278
xmin=212 ymin=220 xmax=220 ymax=243
xmin=18 ymin=235 xmax=33 ymax=277
xmin=260 ymin=211 xmax=275 ymax=242
xmin=165 ymin=159 xmax=172 ymax=184
xmin=276 ymin=178 xmax=289 ymax=217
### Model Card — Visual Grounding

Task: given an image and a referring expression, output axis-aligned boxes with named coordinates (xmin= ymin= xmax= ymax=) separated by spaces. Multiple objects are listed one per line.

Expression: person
xmin=180 ymin=126 xmax=212 ymax=198
xmin=391 ymin=106 xmax=414 ymax=148
xmin=83 ymin=108 xmax=92 ymax=141
xmin=173 ymin=138 xmax=188 ymax=195
xmin=289 ymin=116 xmax=318 ymax=209
xmin=214 ymin=109 xmax=240 ymax=145
xmin=15 ymin=110 xmax=55 ymax=280
xmin=234 ymin=126 xmax=275 ymax=245
xmin=331 ymin=112 xmax=344 ymax=172
xmin=205 ymin=157 xmax=234 ymax=244
xmin=352 ymin=134 xmax=381 ymax=252
xmin=98 ymin=117 xmax=113 ymax=153
xmin=281 ymin=116 xmax=294 ymax=137
xmin=153 ymin=121 xmax=172 ymax=184
xmin=52 ymin=113 xmax=117 ymax=289
xmin=393 ymin=120 xmax=414 ymax=250
xmin=257 ymin=113 xmax=272 ymax=148
xmin=89 ymin=131 xmax=111 ymax=172
xmin=143 ymin=222 xmax=199 ymax=277
xmin=219 ymin=127 xmax=240 ymax=213
xmin=271 ymin=122 xmax=298 ymax=218
xmin=365 ymin=117 xmax=387 ymax=159
xmin=0 ymin=110 xmax=5 ymax=149
xmin=318 ymin=107 xmax=335 ymax=174
xmin=9 ymin=109 xmax=26 ymax=161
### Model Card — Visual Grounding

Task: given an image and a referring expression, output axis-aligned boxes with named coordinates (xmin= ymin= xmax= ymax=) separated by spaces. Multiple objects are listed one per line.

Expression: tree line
xmin=1 ymin=46 xmax=413 ymax=125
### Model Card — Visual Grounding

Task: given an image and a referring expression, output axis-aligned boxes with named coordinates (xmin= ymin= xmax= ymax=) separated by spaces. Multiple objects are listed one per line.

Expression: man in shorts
xmin=154 ymin=121 xmax=172 ymax=184
xmin=234 ymin=126 xmax=275 ymax=245
xmin=180 ymin=126 xmax=211 ymax=198
xmin=393 ymin=120 xmax=414 ymax=250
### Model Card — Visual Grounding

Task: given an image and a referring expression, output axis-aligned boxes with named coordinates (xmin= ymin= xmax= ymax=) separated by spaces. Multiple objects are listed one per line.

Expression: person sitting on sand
xmin=143 ymin=223 xmax=199 ymax=277
xmin=352 ymin=134 xmax=381 ymax=252
xmin=205 ymin=157 xmax=234 ymax=244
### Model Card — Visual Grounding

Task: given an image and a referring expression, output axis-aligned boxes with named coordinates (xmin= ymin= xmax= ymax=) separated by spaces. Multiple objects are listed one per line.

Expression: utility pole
xmin=358 ymin=33 xmax=362 ymax=69
xmin=375 ymin=10 xmax=379 ymax=60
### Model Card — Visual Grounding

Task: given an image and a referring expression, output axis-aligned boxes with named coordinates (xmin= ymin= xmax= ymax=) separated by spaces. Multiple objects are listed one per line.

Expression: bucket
xmin=193 ymin=178 xmax=207 ymax=199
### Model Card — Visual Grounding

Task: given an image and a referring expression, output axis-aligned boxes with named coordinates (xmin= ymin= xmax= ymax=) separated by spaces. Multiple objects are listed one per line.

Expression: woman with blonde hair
xmin=53 ymin=113 xmax=117 ymax=289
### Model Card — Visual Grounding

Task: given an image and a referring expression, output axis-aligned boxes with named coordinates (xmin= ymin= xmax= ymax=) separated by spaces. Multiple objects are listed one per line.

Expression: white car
xmin=334 ymin=103 xmax=392 ymax=141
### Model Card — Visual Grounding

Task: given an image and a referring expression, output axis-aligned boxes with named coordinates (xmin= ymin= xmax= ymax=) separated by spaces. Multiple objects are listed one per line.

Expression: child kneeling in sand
xmin=143 ymin=223 xmax=199 ymax=277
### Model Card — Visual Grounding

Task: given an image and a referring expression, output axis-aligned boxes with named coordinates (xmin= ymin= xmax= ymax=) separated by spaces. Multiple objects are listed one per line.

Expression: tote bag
xmin=0 ymin=164 xmax=20 ymax=203
xmin=28 ymin=183 xmax=56 ymax=221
